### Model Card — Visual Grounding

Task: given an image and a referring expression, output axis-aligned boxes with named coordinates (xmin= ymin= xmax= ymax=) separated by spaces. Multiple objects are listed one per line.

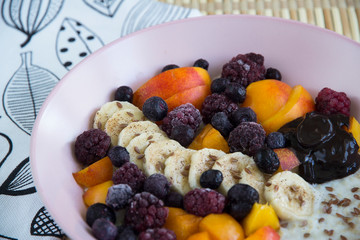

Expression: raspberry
xmin=315 ymin=87 xmax=351 ymax=116
xmin=125 ymin=192 xmax=169 ymax=232
xmin=143 ymin=174 xmax=171 ymax=200
xmin=113 ymin=162 xmax=146 ymax=193
xmin=74 ymin=129 xmax=111 ymax=165
xmin=106 ymin=184 xmax=133 ymax=210
xmin=201 ymin=93 xmax=239 ymax=123
xmin=221 ymin=53 xmax=266 ymax=88
xmin=183 ymin=188 xmax=225 ymax=217
xmin=161 ymin=103 xmax=202 ymax=136
xmin=138 ymin=228 xmax=176 ymax=240
xmin=228 ymin=122 xmax=266 ymax=156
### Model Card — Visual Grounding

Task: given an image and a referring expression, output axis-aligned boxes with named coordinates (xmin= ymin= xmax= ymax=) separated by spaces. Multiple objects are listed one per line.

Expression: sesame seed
xmin=323 ymin=229 xmax=334 ymax=236
xmin=126 ymin=111 xmax=134 ymax=117
xmin=318 ymin=217 xmax=325 ymax=223
xmin=134 ymin=146 xmax=141 ymax=154
xmin=136 ymin=154 xmax=145 ymax=159
xmin=266 ymin=182 xmax=272 ymax=187
xmin=340 ymin=235 xmax=347 ymax=240
xmin=325 ymin=186 xmax=334 ymax=192
xmin=351 ymin=187 xmax=359 ymax=193
xmin=274 ymin=185 xmax=279 ymax=192
xmin=116 ymin=102 xmax=123 ymax=108
xmin=304 ymin=233 xmax=310 ymax=238
xmin=280 ymin=222 xmax=288 ymax=228
xmin=354 ymin=194 xmax=360 ymax=200
xmin=245 ymin=168 xmax=252 ymax=174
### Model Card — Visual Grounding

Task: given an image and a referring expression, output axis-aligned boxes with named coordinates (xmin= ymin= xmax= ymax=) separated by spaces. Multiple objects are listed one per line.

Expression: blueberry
xmin=117 ymin=226 xmax=137 ymax=240
xmin=226 ymin=201 xmax=254 ymax=221
xmin=224 ymin=82 xmax=246 ymax=103
xmin=162 ymin=64 xmax=179 ymax=72
xmin=230 ymin=107 xmax=257 ymax=126
xmin=106 ymin=184 xmax=133 ymax=210
xmin=114 ymin=86 xmax=133 ymax=102
xmin=86 ymin=203 xmax=116 ymax=227
xmin=253 ymin=148 xmax=280 ymax=174
xmin=193 ymin=58 xmax=209 ymax=70
xmin=211 ymin=112 xmax=234 ymax=138
xmin=265 ymin=67 xmax=282 ymax=81
xmin=108 ymin=146 xmax=130 ymax=167
xmin=92 ymin=218 xmax=118 ymax=240
xmin=142 ymin=96 xmax=168 ymax=121
xmin=211 ymin=78 xmax=230 ymax=94
xmin=164 ymin=191 xmax=184 ymax=208
xmin=170 ymin=124 xmax=195 ymax=147
xmin=266 ymin=132 xmax=286 ymax=149
xmin=200 ymin=169 xmax=223 ymax=189
xmin=143 ymin=174 xmax=171 ymax=199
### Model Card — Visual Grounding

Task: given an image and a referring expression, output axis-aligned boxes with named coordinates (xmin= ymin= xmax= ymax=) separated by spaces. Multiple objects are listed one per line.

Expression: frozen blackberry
xmin=164 ymin=191 xmax=183 ymax=208
xmin=125 ymin=192 xmax=169 ymax=232
xmin=74 ymin=129 xmax=111 ymax=165
xmin=108 ymin=146 xmax=130 ymax=167
xmin=221 ymin=52 xmax=266 ymax=88
xmin=211 ymin=77 xmax=230 ymax=94
xmin=106 ymin=184 xmax=134 ymax=210
xmin=114 ymin=86 xmax=133 ymax=102
xmin=86 ymin=203 xmax=116 ymax=227
xmin=315 ymin=87 xmax=351 ymax=116
xmin=138 ymin=228 xmax=176 ymax=240
xmin=162 ymin=64 xmax=179 ymax=72
xmin=161 ymin=103 xmax=202 ymax=136
xmin=253 ymin=148 xmax=280 ymax=174
xmin=265 ymin=67 xmax=282 ymax=80
xmin=228 ymin=122 xmax=266 ymax=156
xmin=92 ymin=218 xmax=118 ymax=240
xmin=170 ymin=124 xmax=195 ymax=147
xmin=142 ymin=96 xmax=168 ymax=121
xmin=224 ymin=82 xmax=246 ymax=104
xmin=113 ymin=162 xmax=146 ymax=193
xmin=183 ymin=188 xmax=225 ymax=217
xmin=266 ymin=132 xmax=286 ymax=149
xmin=201 ymin=93 xmax=239 ymax=123
xmin=200 ymin=169 xmax=223 ymax=189
xmin=230 ymin=107 xmax=257 ymax=126
xmin=193 ymin=58 xmax=209 ymax=70
xmin=143 ymin=174 xmax=171 ymax=199
xmin=211 ymin=112 xmax=234 ymax=138
xmin=116 ymin=226 xmax=137 ymax=240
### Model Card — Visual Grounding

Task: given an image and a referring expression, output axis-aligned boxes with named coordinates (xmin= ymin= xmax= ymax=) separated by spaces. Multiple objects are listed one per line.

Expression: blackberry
xmin=315 ymin=87 xmax=351 ymax=116
xmin=211 ymin=78 xmax=230 ymax=94
xmin=193 ymin=58 xmax=209 ymax=70
xmin=74 ymin=129 xmax=111 ymax=165
xmin=170 ymin=124 xmax=195 ymax=147
xmin=106 ymin=184 xmax=134 ymax=210
xmin=161 ymin=103 xmax=202 ymax=136
xmin=116 ymin=226 xmax=137 ymax=240
xmin=107 ymin=146 xmax=130 ymax=167
xmin=224 ymin=82 xmax=246 ymax=104
xmin=86 ymin=203 xmax=116 ymax=227
xmin=138 ymin=228 xmax=176 ymax=240
xmin=142 ymin=96 xmax=168 ymax=121
xmin=253 ymin=148 xmax=280 ymax=174
xmin=183 ymin=188 xmax=225 ymax=217
xmin=162 ymin=64 xmax=179 ymax=72
xmin=125 ymin=192 xmax=169 ymax=232
xmin=221 ymin=53 xmax=266 ymax=88
xmin=201 ymin=93 xmax=239 ymax=123
xmin=228 ymin=122 xmax=266 ymax=156
xmin=265 ymin=67 xmax=282 ymax=81
xmin=230 ymin=107 xmax=257 ymax=126
xmin=114 ymin=86 xmax=133 ymax=102
xmin=211 ymin=111 xmax=234 ymax=138
xmin=113 ymin=162 xmax=146 ymax=193
xmin=143 ymin=174 xmax=171 ymax=199
xmin=164 ymin=191 xmax=183 ymax=208
xmin=200 ymin=169 xmax=223 ymax=189
xmin=92 ymin=218 xmax=118 ymax=240
xmin=266 ymin=132 xmax=286 ymax=149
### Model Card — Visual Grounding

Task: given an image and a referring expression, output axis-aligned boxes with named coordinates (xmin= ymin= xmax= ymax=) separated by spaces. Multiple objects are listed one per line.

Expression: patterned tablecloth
xmin=0 ymin=0 xmax=200 ymax=239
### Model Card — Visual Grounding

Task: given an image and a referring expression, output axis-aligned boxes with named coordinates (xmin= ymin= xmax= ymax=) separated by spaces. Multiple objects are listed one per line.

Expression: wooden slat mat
xmin=158 ymin=0 xmax=360 ymax=42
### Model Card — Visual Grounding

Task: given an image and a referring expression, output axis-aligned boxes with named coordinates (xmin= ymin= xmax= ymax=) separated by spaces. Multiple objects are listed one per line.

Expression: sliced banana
xmin=144 ymin=139 xmax=183 ymax=176
xmin=264 ymin=171 xmax=315 ymax=221
xmin=118 ymin=121 xmax=166 ymax=147
xmin=104 ymin=109 xmax=146 ymax=146
xmin=93 ymin=101 xmax=143 ymax=130
xmin=126 ymin=132 xmax=168 ymax=170
xmin=164 ymin=148 xmax=196 ymax=195
xmin=238 ymin=163 xmax=266 ymax=203
xmin=188 ymin=148 xmax=226 ymax=189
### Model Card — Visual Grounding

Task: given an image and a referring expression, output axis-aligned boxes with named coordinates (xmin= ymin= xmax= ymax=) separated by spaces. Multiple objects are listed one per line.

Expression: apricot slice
xmin=165 ymin=213 xmax=202 ymax=240
xmin=245 ymin=226 xmax=280 ymax=240
xmin=164 ymin=207 xmax=187 ymax=230
xmin=189 ymin=124 xmax=229 ymax=153
xmin=187 ymin=231 xmax=211 ymax=240
xmin=83 ymin=180 xmax=113 ymax=207
xmin=189 ymin=124 xmax=213 ymax=150
xmin=273 ymin=148 xmax=300 ymax=173
xmin=347 ymin=116 xmax=360 ymax=153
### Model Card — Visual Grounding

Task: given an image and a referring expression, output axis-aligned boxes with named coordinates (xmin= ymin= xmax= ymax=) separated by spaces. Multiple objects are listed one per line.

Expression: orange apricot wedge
xmin=83 ymin=180 xmax=113 ymax=207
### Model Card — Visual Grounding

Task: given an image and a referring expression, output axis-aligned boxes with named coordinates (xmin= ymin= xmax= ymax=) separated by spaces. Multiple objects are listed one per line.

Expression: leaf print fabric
xmin=83 ymin=0 xmax=124 ymax=17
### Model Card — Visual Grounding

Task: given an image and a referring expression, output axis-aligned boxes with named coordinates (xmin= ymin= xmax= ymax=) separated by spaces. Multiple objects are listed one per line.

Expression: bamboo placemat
xmin=158 ymin=0 xmax=360 ymax=42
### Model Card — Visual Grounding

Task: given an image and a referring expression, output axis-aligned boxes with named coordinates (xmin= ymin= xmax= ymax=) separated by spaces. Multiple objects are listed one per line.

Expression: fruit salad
xmin=71 ymin=53 xmax=360 ymax=240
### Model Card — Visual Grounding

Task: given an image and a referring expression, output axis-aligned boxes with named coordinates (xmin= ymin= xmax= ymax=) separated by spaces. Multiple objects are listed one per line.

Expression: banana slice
xmin=238 ymin=163 xmax=266 ymax=203
xmin=144 ymin=139 xmax=183 ymax=176
xmin=93 ymin=101 xmax=143 ymax=130
xmin=188 ymin=148 xmax=226 ymax=189
xmin=118 ymin=121 xmax=166 ymax=147
xmin=104 ymin=109 xmax=146 ymax=146
xmin=264 ymin=171 xmax=315 ymax=220
xmin=126 ymin=132 xmax=168 ymax=170
xmin=164 ymin=148 xmax=196 ymax=195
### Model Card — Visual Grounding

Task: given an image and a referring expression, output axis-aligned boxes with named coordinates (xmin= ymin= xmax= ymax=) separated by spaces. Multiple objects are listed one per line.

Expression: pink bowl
xmin=30 ymin=15 xmax=360 ymax=239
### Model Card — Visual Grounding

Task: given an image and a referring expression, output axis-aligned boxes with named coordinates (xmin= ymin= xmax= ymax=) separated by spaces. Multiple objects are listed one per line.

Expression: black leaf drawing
xmin=3 ymin=51 xmax=59 ymax=135
xmin=56 ymin=18 xmax=104 ymax=70
xmin=83 ymin=0 xmax=124 ymax=17
xmin=0 ymin=234 xmax=17 ymax=240
xmin=1 ymin=0 xmax=65 ymax=47
xmin=0 ymin=157 xmax=36 ymax=196
xmin=0 ymin=132 xmax=12 ymax=168
xmin=31 ymin=206 xmax=64 ymax=238
xmin=120 ymin=0 xmax=191 ymax=37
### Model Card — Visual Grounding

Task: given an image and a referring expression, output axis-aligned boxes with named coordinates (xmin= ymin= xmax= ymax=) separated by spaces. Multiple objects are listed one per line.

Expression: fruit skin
xmin=187 ymin=231 xmax=211 ymax=240
xmin=133 ymin=67 xmax=211 ymax=111
xmin=273 ymin=148 xmax=300 ymax=172
xmin=73 ymin=156 xmax=113 ymax=188
xmin=199 ymin=213 xmax=245 ymax=240
xmin=245 ymin=226 xmax=280 ymax=240
xmin=83 ymin=180 xmax=113 ymax=207
xmin=189 ymin=124 xmax=230 ymax=153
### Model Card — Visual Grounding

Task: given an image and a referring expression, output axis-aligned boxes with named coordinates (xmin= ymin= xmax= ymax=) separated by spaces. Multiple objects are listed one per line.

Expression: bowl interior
xmin=30 ymin=15 xmax=360 ymax=239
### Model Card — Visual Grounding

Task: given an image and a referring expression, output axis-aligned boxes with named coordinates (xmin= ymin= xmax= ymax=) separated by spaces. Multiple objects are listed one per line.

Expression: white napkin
xmin=0 ymin=0 xmax=201 ymax=239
